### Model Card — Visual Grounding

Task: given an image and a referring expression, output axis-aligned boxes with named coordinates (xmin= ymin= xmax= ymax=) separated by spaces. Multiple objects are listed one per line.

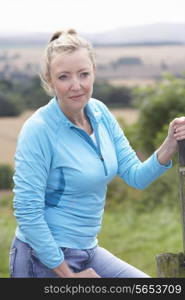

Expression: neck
xmin=62 ymin=107 xmax=87 ymax=126
xmin=60 ymin=100 xmax=90 ymax=123
xmin=67 ymin=111 xmax=87 ymax=127
xmin=57 ymin=98 xmax=93 ymax=134
xmin=67 ymin=110 xmax=93 ymax=134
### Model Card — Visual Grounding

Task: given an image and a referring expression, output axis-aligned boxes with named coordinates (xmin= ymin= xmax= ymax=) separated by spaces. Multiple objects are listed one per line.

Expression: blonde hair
xmin=40 ymin=28 xmax=96 ymax=96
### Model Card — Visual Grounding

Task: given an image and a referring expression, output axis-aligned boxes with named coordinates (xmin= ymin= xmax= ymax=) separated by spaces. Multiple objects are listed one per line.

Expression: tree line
xmin=0 ymin=77 xmax=132 ymax=117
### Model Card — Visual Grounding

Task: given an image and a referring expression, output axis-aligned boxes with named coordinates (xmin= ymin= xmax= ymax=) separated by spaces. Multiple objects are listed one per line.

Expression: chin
xmin=72 ymin=97 xmax=89 ymax=107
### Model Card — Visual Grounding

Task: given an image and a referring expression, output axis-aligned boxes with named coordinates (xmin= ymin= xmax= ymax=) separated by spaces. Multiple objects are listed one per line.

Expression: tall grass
xmin=99 ymin=204 xmax=182 ymax=277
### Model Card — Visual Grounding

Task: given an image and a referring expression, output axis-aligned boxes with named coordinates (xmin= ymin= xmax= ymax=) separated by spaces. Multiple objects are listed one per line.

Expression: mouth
xmin=69 ymin=94 xmax=85 ymax=100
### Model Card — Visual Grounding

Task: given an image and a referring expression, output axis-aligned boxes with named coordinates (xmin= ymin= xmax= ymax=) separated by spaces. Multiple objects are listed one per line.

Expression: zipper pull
xmin=100 ymin=155 xmax=104 ymax=161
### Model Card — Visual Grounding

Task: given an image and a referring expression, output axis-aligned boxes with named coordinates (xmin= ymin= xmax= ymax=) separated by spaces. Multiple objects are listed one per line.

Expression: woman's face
xmin=49 ymin=48 xmax=95 ymax=113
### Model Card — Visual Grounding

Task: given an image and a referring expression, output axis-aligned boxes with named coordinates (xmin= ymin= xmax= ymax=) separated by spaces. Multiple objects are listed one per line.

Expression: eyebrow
xmin=56 ymin=68 xmax=90 ymax=76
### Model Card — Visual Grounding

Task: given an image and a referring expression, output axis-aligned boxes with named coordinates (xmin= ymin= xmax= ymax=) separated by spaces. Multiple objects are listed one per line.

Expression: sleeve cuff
xmin=154 ymin=151 xmax=172 ymax=169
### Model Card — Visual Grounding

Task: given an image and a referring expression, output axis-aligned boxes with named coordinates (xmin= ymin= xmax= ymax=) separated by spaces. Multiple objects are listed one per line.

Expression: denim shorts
xmin=9 ymin=236 xmax=150 ymax=278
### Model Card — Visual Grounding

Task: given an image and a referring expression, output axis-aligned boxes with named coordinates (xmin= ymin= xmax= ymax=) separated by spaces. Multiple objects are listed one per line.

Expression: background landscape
xmin=1 ymin=20 xmax=185 ymax=278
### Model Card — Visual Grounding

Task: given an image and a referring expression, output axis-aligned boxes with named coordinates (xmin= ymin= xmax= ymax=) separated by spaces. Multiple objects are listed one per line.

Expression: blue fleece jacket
xmin=13 ymin=97 xmax=172 ymax=269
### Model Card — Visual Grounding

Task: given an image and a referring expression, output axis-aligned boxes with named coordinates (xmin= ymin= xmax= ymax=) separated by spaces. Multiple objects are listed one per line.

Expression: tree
xmin=93 ymin=80 xmax=132 ymax=107
xmin=22 ymin=76 xmax=50 ymax=110
xmin=133 ymin=73 xmax=185 ymax=155
xmin=0 ymin=93 xmax=21 ymax=117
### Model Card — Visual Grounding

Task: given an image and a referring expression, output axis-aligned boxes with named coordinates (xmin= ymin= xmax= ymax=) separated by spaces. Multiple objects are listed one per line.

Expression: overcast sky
xmin=1 ymin=0 xmax=185 ymax=35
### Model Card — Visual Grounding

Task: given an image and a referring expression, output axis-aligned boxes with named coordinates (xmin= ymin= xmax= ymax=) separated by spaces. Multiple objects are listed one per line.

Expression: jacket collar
xmin=50 ymin=97 xmax=102 ymax=128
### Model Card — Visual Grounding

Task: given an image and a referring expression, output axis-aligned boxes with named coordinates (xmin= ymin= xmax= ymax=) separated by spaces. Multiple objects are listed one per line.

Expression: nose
xmin=70 ymin=77 xmax=81 ymax=91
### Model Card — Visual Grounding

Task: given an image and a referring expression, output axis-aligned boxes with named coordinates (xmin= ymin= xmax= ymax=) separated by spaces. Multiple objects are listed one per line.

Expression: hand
xmin=53 ymin=261 xmax=101 ymax=278
xmin=167 ymin=116 xmax=185 ymax=153
xmin=165 ymin=118 xmax=183 ymax=152
xmin=156 ymin=117 xmax=185 ymax=165
xmin=73 ymin=268 xmax=101 ymax=278
xmin=172 ymin=117 xmax=185 ymax=142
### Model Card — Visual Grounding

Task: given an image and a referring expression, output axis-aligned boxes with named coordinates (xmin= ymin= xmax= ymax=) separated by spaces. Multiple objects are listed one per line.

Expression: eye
xmin=59 ymin=74 xmax=68 ymax=80
xmin=80 ymin=72 xmax=90 ymax=78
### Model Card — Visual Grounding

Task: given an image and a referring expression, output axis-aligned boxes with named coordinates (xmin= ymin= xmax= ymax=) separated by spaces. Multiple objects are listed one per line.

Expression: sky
xmin=1 ymin=0 xmax=185 ymax=35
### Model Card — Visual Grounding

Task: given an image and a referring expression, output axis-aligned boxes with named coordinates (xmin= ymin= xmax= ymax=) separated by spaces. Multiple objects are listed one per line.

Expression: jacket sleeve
xmin=13 ymin=118 xmax=64 ymax=269
xmin=101 ymin=102 xmax=172 ymax=189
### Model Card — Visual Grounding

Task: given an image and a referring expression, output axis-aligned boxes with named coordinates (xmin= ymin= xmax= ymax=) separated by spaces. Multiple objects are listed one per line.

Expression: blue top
xmin=13 ymin=97 xmax=172 ymax=269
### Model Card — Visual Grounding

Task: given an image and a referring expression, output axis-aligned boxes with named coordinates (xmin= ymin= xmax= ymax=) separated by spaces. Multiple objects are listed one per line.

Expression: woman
xmin=9 ymin=28 xmax=185 ymax=278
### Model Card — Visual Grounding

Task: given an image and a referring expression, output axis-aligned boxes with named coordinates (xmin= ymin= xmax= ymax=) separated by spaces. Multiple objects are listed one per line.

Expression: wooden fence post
xmin=156 ymin=140 xmax=185 ymax=277
xmin=156 ymin=253 xmax=185 ymax=277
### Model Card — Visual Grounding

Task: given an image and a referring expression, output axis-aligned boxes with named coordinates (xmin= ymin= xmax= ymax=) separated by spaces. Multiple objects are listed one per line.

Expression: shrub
xmin=0 ymin=94 xmax=22 ymax=117
xmin=133 ymin=74 xmax=185 ymax=155
xmin=0 ymin=164 xmax=14 ymax=189
xmin=93 ymin=80 xmax=133 ymax=107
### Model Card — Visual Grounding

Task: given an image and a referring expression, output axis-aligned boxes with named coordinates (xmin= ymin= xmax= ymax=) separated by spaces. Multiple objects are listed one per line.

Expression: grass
xmin=0 ymin=191 xmax=183 ymax=278
xmin=0 ymin=192 xmax=16 ymax=278
xmin=98 ymin=205 xmax=182 ymax=277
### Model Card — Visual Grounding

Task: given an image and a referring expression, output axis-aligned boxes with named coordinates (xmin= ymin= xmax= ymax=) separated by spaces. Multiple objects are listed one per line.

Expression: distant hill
xmin=86 ymin=23 xmax=185 ymax=45
xmin=0 ymin=23 xmax=185 ymax=47
xmin=0 ymin=32 xmax=49 ymax=47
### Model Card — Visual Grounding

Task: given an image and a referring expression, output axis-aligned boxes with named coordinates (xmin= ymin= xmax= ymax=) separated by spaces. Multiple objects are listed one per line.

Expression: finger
xmin=174 ymin=125 xmax=185 ymax=133
xmin=174 ymin=132 xmax=185 ymax=140
xmin=176 ymin=136 xmax=185 ymax=141
xmin=172 ymin=117 xmax=185 ymax=127
xmin=88 ymin=268 xmax=95 ymax=272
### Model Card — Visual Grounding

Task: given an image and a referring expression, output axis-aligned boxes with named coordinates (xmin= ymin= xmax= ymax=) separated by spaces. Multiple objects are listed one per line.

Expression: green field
xmin=0 ymin=194 xmax=16 ymax=278
xmin=0 ymin=192 xmax=182 ymax=278
xmin=99 ymin=205 xmax=182 ymax=277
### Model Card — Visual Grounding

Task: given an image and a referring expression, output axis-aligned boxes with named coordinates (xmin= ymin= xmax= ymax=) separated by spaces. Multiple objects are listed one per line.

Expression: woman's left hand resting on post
xmin=156 ymin=117 xmax=185 ymax=165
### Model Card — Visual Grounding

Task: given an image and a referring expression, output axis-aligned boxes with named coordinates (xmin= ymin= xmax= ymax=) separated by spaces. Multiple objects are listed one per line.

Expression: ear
xmin=93 ymin=66 xmax=96 ymax=81
xmin=47 ymin=76 xmax=54 ymax=89
xmin=46 ymin=77 xmax=55 ymax=96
